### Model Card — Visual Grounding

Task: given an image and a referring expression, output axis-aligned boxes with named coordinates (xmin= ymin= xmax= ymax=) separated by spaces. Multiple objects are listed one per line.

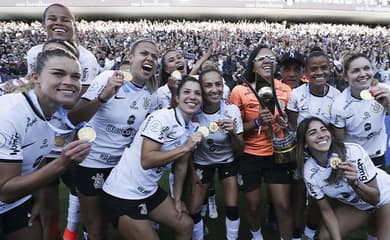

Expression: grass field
xmin=59 ymin=171 xmax=374 ymax=240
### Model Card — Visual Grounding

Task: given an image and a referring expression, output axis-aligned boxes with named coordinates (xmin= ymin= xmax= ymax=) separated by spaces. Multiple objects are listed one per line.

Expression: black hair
xmin=42 ymin=39 xmax=79 ymax=58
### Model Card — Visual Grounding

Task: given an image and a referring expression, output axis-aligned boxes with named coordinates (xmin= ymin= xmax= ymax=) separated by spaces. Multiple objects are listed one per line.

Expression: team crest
xmin=138 ymin=203 xmax=148 ymax=215
xmin=143 ymin=97 xmax=151 ymax=110
xmin=92 ymin=173 xmax=105 ymax=189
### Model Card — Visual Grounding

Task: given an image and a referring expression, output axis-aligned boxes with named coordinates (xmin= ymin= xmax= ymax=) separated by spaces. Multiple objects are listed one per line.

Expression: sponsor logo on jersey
xmin=130 ymin=101 xmax=139 ymax=110
xmin=137 ymin=186 xmax=151 ymax=195
xmin=106 ymin=124 xmax=136 ymax=138
xmin=40 ymin=138 xmax=49 ymax=149
xmin=127 ymin=115 xmax=136 ymax=125
xmin=26 ymin=117 xmax=38 ymax=129
xmin=9 ymin=133 xmax=21 ymax=156
xmin=99 ymin=153 xmax=121 ymax=165
xmin=158 ymin=126 xmax=169 ymax=140
xmin=357 ymin=157 xmax=369 ymax=182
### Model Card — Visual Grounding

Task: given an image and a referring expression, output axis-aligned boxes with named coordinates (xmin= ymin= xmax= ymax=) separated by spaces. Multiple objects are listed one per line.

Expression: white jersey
xmin=330 ymin=87 xmax=387 ymax=158
xmin=193 ymin=103 xmax=243 ymax=165
xmin=27 ymin=44 xmax=99 ymax=86
xmin=0 ymin=92 xmax=55 ymax=214
xmin=304 ymin=143 xmax=390 ymax=210
xmin=287 ymin=84 xmax=340 ymax=125
xmin=157 ymin=84 xmax=172 ymax=109
xmin=103 ymin=108 xmax=196 ymax=199
xmin=80 ymin=70 xmax=159 ymax=168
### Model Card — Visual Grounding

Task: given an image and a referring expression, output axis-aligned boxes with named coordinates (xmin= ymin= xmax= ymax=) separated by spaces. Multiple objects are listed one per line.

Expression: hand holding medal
xmin=122 ymin=71 xmax=133 ymax=82
xmin=198 ymin=126 xmax=210 ymax=137
xmin=360 ymin=89 xmax=373 ymax=100
xmin=171 ymin=70 xmax=182 ymax=80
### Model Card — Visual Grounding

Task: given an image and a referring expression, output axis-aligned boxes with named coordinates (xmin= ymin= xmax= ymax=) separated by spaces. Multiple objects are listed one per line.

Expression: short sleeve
xmin=81 ymin=70 xmax=113 ymax=101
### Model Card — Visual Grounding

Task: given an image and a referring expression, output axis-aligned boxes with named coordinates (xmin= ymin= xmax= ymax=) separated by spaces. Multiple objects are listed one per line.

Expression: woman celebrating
xmin=296 ymin=117 xmax=390 ymax=240
xmin=287 ymin=49 xmax=341 ymax=239
xmin=330 ymin=53 xmax=390 ymax=170
xmin=0 ymin=49 xmax=91 ymax=239
xmin=102 ymin=76 xmax=201 ymax=240
xmin=189 ymin=69 xmax=244 ymax=240
xmin=68 ymin=39 xmax=160 ymax=240
xmin=229 ymin=45 xmax=293 ymax=240
xmin=157 ymin=49 xmax=188 ymax=109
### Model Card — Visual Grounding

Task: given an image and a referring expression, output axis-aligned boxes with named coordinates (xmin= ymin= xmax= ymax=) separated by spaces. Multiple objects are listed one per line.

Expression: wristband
xmin=254 ymin=118 xmax=261 ymax=127
xmin=97 ymin=94 xmax=107 ymax=103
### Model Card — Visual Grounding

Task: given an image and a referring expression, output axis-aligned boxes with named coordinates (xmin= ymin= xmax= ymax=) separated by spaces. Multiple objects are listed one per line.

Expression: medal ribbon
xmin=28 ymin=89 xmax=87 ymax=135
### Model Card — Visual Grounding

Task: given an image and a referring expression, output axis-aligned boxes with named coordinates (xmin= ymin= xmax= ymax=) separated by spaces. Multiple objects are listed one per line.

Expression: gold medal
xmin=208 ymin=121 xmax=219 ymax=133
xmin=329 ymin=156 xmax=342 ymax=169
xmin=55 ymin=136 xmax=65 ymax=147
xmin=198 ymin=126 xmax=209 ymax=137
xmin=171 ymin=70 xmax=182 ymax=80
xmin=77 ymin=127 xmax=96 ymax=143
xmin=360 ymin=89 xmax=373 ymax=100
xmin=122 ymin=71 xmax=133 ymax=81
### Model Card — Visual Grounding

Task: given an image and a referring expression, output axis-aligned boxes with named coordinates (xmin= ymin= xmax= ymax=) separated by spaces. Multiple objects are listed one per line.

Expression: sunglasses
xmin=253 ymin=55 xmax=277 ymax=62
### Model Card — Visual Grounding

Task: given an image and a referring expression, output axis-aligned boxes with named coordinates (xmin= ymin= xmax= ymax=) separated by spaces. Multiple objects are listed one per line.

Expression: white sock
xmin=292 ymin=238 xmax=301 ymax=240
xmin=169 ymin=172 xmax=175 ymax=198
xmin=303 ymin=226 xmax=316 ymax=239
xmin=226 ymin=217 xmax=240 ymax=240
xmin=66 ymin=193 xmax=80 ymax=232
xmin=201 ymin=203 xmax=207 ymax=218
xmin=250 ymin=228 xmax=264 ymax=240
xmin=192 ymin=219 xmax=204 ymax=240
xmin=367 ymin=235 xmax=378 ymax=240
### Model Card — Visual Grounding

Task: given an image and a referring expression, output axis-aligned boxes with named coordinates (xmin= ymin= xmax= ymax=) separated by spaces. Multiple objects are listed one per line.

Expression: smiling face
xmin=345 ymin=56 xmax=373 ymax=93
xmin=33 ymin=55 xmax=81 ymax=108
xmin=304 ymin=120 xmax=332 ymax=153
xmin=175 ymin=79 xmax=202 ymax=121
xmin=280 ymin=61 xmax=304 ymax=88
xmin=163 ymin=50 xmax=187 ymax=76
xmin=128 ymin=41 xmax=159 ymax=84
xmin=305 ymin=55 xmax=330 ymax=89
xmin=44 ymin=5 xmax=76 ymax=41
xmin=253 ymin=48 xmax=277 ymax=81
xmin=200 ymin=70 xmax=223 ymax=105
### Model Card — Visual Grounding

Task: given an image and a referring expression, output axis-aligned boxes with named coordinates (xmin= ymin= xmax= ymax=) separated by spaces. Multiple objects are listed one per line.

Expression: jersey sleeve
xmin=79 ymin=48 xmax=100 ymax=86
xmin=231 ymin=104 xmax=244 ymax=135
xmin=303 ymin=161 xmax=325 ymax=200
xmin=0 ymin=112 xmax=25 ymax=162
xmin=329 ymin=99 xmax=346 ymax=128
xmin=81 ymin=70 xmax=112 ymax=101
xmin=355 ymin=145 xmax=378 ymax=184
xmin=140 ymin=110 xmax=169 ymax=144
xmin=287 ymin=88 xmax=299 ymax=113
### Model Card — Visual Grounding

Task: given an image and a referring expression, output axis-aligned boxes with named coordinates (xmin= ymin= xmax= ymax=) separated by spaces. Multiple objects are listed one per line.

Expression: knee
xmin=318 ymin=228 xmax=331 ymax=240
xmin=273 ymin=199 xmax=290 ymax=213
xmin=179 ymin=214 xmax=194 ymax=233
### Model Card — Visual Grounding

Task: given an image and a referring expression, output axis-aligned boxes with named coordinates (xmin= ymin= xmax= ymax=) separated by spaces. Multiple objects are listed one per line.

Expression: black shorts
xmin=238 ymin=153 xmax=295 ymax=192
xmin=0 ymin=198 xmax=33 ymax=236
xmin=102 ymin=186 xmax=168 ymax=227
xmin=194 ymin=160 xmax=238 ymax=184
xmin=74 ymin=166 xmax=113 ymax=196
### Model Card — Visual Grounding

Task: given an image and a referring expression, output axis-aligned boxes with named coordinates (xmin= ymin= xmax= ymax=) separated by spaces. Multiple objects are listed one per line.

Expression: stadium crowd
xmin=1 ymin=4 xmax=390 ymax=240
xmin=1 ymin=18 xmax=390 ymax=90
